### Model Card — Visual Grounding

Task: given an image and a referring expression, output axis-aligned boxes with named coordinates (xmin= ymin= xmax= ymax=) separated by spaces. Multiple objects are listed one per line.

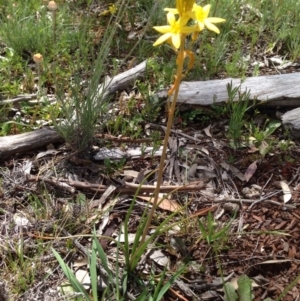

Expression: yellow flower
xmin=109 ymin=4 xmax=117 ymax=15
xmin=176 ymin=0 xmax=195 ymax=16
xmin=192 ymin=4 xmax=225 ymax=34
xmin=153 ymin=12 xmax=195 ymax=49
xmin=100 ymin=3 xmax=117 ymax=16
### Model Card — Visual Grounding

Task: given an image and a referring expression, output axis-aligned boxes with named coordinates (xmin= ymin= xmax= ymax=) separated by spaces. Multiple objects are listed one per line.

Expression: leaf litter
xmin=1 ymin=2 xmax=300 ymax=301
xmin=2 ymin=119 xmax=300 ymax=300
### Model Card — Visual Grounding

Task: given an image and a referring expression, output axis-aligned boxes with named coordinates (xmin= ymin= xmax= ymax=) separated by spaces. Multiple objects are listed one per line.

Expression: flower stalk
xmin=139 ymin=34 xmax=186 ymax=246
xmin=48 ymin=1 xmax=58 ymax=43
xmin=33 ymin=53 xmax=43 ymax=98
xmin=139 ymin=0 xmax=225 ymax=246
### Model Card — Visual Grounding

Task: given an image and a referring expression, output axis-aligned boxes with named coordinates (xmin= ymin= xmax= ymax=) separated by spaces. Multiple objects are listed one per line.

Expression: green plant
xmin=103 ymin=158 xmax=126 ymax=175
xmin=139 ymin=0 xmax=226 ymax=247
xmin=150 ymin=131 xmax=162 ymax=158
xmin=224 ymin=274 xmax=273 ymax=301
xmin=52 ymin=0 xmax=128 ymax=151
xmin=197 ymin=211 xmax=234 ymax=247
xmin=226 ymin=82 xmax=252 ymax=149
xmin=223 ymin=274 xmax=271 ymax=301
xmin=287 ymin=26 xmax=300 ymax=60
xmin=106 ymin=114 xmax=144 ymax=138
xmin=0 ymin=1 xmax=51 ymax=58
xmin=145 ymin=57 xmax=176 ymax=91
xmin=53 ymin=189 xmax=187 ymax=300
xmin=136 ymin=79 xmax=163 ymax=122
xmin=180 ymin=108 xmax=212 ymax=126
xmin=245 ymin=119 xmax=281 ymax=155
xmin=0 ymin=0 xmax=85 ymax=59
xmin=8 ymin=260 xmax=36 ymax=295
xmin=0 ymin=47 xmax=24 ymax=96
xmin=275 ymin=274 xmax=300 ymax=301
xmin=187 ymin=30 xmax=229 ymax=80
xmin=278 ymin=139 xmax=293 ymax=151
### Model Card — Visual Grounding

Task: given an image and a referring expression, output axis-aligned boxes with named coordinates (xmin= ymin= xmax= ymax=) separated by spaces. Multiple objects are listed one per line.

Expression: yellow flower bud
xmin=33 ymin=53 xmax=43 ymax=64
xmin=48 ymin=1 xmax=58 ymax=11
xmin=176 ymin=0 xmax=195 ymax=16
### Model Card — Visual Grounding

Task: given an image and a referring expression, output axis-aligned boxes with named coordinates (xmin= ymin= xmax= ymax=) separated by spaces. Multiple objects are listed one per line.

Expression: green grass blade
xmin=93 ymin=230 xmax=111 ymax=276
xmin=90 ymin=240 xmax=98 ymax=301
xmin=52 ymin=248 xmax=92 ymax=300
xmin=155 ymin=264 xmax=188 ymax=300
xmin=197 ymin=219 xmax=207 ymax=239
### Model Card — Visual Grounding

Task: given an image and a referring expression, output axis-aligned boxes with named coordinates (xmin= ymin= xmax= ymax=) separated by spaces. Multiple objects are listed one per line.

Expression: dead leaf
xmin=75 ymin=269 xmax=90 ymax=289
xmin=123 ymin=170 xmax=139 ymax=178
xmin=220 ymin=162 xmax=245 ymax=181
xmin=203 ymin=124 xmax=212 ymax=137
xmin=13 ymin=214 xmax=31 ymax=227
xmin=248 ymin=145 xmax=259 ymax=153
xmin=280 ymin=181 xmax=292 ymax=203
xmin=244 ymin=160 xmax=257 ymax=182
xmin=242 ymin=185 xmax=262 ymax=198
xmin=73 ymin=258 xmax=88 ymax=268
xmin=117 ymin=233 xmax=150 ymax=244
xmin=88 ymin=184 xmax=117 ymax=210
xmin=22 ymin=160 xmax=32 ymax=175
xmin=137 ymin=169 xmax=147 ymax=184
xmin=259 ymin=140 xmax=269 ymax=156
xmin=252 ymin=275 xmax=269 ymax=286
xmin=137 ymin=195 xmax=181 ymax=212
xmin=187 ymin=163 xmax=198 ymax=178
xmin=214 ymin=206 xmax=225 ymax=219
xmin=36 ymin=149 xmax=60 ymax=159
xmin=150 ymin=250 xmax=169 ymax=267
xmin=190 ymin=206 xmax=217 ymax=218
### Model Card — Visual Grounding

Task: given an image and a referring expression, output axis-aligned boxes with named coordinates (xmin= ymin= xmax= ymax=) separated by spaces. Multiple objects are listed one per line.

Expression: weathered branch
xmin=156 ymin=73 xmax=300 ymax=108
xmin=96 ymin=60 xmax=147 ymax=100
xmin=0 ymin=128 xmax=63 ymax=160
xmin=27 ymin=175 xmax=205 ymax=194
xmin=0 ymin=61 xmax=148 ymax=159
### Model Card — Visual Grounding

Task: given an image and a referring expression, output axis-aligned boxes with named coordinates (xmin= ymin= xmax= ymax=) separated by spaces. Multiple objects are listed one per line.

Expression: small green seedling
xmin=224 ymin=274 xmax=272 ymax=301
xmin=246 ymin=119 xmax=281 ymax=155
xmin=197 ymin=211 xmax=234 ymax=246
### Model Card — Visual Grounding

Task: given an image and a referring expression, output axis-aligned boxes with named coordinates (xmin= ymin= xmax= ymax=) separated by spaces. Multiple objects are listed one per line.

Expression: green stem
xmin=139 ymin=35 xmax=186 ymax=247
xmin=52 ymin=10 xmax=56 ymax=43
xmin=37 ymin=64 xmax=41 ymax=99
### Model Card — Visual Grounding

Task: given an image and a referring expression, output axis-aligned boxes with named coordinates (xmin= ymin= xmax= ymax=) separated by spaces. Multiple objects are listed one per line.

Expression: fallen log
xmin=281 ymin=107 xmax=300 ymax=139
xmin=1 ymin=70 xmax=299 ymax=160
xmin=95 ymin=60 xmax=147 ymax=100
xmin=157 ymin=72 xmax=300 ymax=108
xmin=0 ymin=61 xmax=148 ymax=160
xmin=0 ymin=128 xmax=63 ymax=160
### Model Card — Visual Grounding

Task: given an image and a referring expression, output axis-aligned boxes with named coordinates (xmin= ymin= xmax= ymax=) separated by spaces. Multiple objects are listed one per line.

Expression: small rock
xmin=281 ymin=108 xmax=300 ymax=138
xmin=93 ymin=147 xmax=126 ymax=160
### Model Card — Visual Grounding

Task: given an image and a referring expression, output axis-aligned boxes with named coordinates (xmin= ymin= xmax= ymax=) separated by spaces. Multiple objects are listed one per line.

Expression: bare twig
xmin=27 ymin=175 xmax=205 ymax=194
xmin=214 ymin=197 xmax=296 ymax=209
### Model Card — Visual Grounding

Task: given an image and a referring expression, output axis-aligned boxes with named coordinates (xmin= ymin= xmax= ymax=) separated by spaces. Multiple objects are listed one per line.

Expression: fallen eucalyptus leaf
xmin=280 ymin=181 xmax=292 ymax=203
